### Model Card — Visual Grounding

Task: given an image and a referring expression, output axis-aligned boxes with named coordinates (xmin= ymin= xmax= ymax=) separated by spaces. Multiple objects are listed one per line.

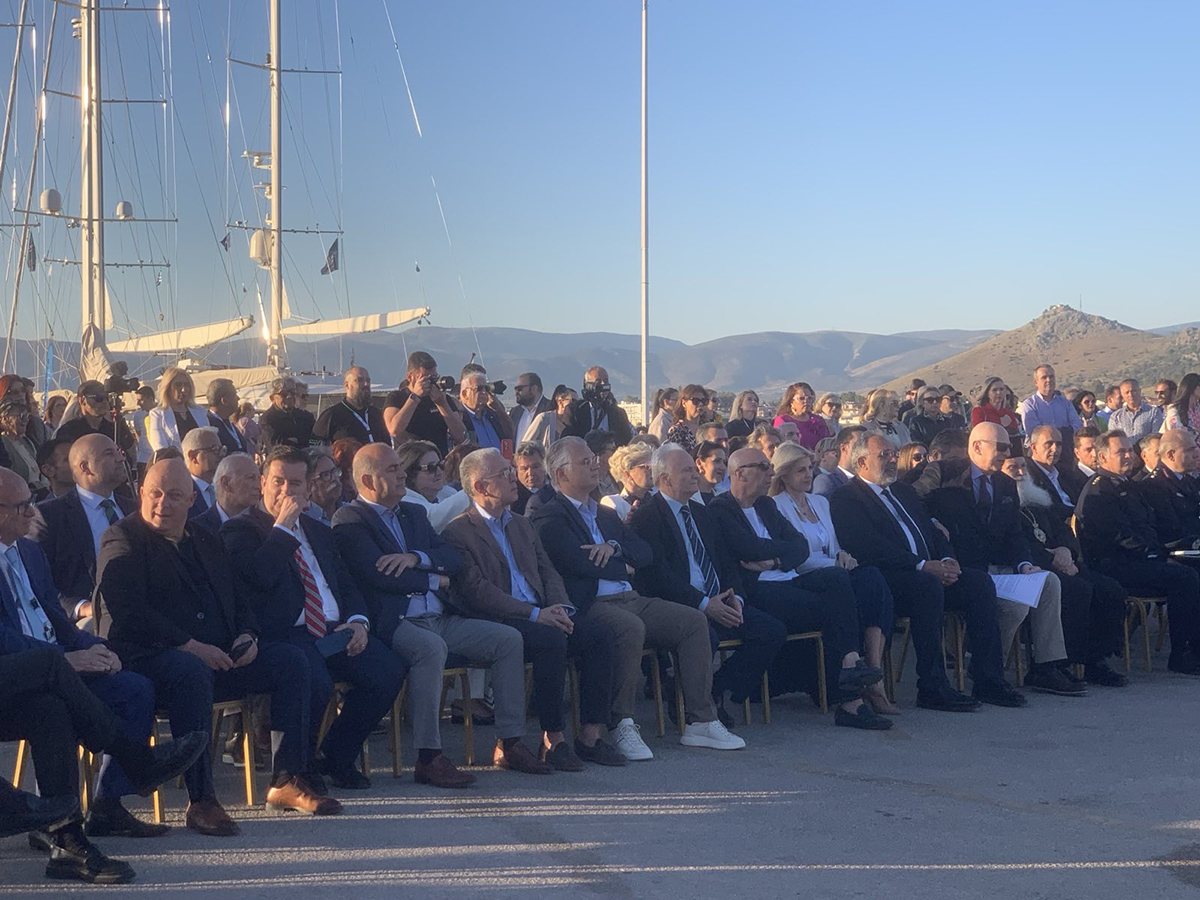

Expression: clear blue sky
xmin=8 ymin=1 xmax=1200 ymax=348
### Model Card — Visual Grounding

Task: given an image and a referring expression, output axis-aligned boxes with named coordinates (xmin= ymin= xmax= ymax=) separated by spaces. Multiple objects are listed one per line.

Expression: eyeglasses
xmin=0 ymin=499 xmax=31 ymax=515
xmin=922 ymin=396 xmax=942 ymax=403
xmin=312 ymin=468 xmax=344 ymax=483
xmin=737 ymin=462 xmax=771 ymax=472
xmin=410 ymin=462 xmax=444 ymax=474
xmin=482 ymin=468 xmax=517 ymax=481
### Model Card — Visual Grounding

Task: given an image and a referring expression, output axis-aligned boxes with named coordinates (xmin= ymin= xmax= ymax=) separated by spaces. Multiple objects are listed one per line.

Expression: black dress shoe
xmin=118 ymin=730 xmax=207 ymax=796
xmin=1025 ymin=666 xmax=1087 ymax=696
xmin=0 ymin=782 xmax=76 ymax=840
xmin=834 ymin=704 xmax=893 ymax=730
xmin=715 ymin=701 xmax=736 ymax=730
xmin=1085 ymin=661 xmax=1128 ymax=687
xmin=316 ymin=756 xmax=371 ymax=789
xmin=85 ymin=799 xmax=169 ymax=838
xmin=44 ymin=826 xmax=135 ymax=885
xmin=573 ymin=737 xmax=628 ymax=767
xmin=973 ymin=681 xmax=1028 ymax=708
xmin=916 ymin=684 xmax=981 ymax=712
xmin=838 ymin=659 xmax=884 ymax=691
xmin=542 ymin=741 xmax=587 ymax=772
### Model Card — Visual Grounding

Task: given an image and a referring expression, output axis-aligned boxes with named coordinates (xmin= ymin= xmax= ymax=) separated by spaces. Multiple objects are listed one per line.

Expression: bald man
xmin=914 ymin=423 xmax=1079 ymax=699
xmin=192 ymin=452 xmax=261 ymax=534
xmin=561 ymin=366 xmax=633 ymax=445
xmin=30 ymin=434 xmax=134 ymax=623
xmin=99 ymin=458 xmax=331 ymax=834
xmin=313 ymin=366 xmax=388 ymax=445
xmin=1140 ymin=429 xmax=1200 ymax=546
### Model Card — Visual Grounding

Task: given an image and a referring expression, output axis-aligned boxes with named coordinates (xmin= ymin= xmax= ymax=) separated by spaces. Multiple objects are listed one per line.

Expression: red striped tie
xmin=294 ymin=549 xmax=327 ymax=638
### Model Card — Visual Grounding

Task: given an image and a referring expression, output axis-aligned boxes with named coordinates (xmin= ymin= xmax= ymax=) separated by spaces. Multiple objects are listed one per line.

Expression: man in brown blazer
xmin=443 ymin=448 xmax=628 ymax=770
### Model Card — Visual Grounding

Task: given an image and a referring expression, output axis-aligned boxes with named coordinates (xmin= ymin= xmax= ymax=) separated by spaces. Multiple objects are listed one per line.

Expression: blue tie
xmin=383 ymin=508 xmax=407 ymax=552
xmin=679 ymin=504 xmax=721 ymax=598
xmin=4 ymin=546 xmax=54 ymax=643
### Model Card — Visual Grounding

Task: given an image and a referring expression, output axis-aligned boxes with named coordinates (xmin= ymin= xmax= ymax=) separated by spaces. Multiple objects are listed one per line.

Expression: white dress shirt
xmin=741 ymin=506 xmax=796 ymax=583
xmin=272 ymin=519 xmax=367 ymax=626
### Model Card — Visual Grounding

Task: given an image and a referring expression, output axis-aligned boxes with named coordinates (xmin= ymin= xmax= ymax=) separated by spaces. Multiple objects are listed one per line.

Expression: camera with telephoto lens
xmin=582 ymin=380 xmax=611 ymax=403
xmin=104 ymin=362 xmax=140 ymax=396
xmin=434 ymin=375 xmax=457 ymax=392
xmin=485 ymin=380 xmax=506 ymax=396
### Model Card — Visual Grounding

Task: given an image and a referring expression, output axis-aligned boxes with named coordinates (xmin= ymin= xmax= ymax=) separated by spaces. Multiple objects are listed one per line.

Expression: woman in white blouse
xmin=860 ymin=388 xmax=912 ymax=449
xmin=394 ymin=440 xmax=470 ymax=533
xmin=599 ymin=442 xmax=654 ymax=522
xmin=770 ymin=441 xmax=897 ymax=714
xmin=147 ymin=367 xmax=210 ymax=453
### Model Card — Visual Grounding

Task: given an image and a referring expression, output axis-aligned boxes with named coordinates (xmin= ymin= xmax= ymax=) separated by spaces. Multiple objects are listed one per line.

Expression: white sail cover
xmin=281 ymin=307 xmax=428 ymax=338
xmin=108 ymin=316 xmax=256 ymax=355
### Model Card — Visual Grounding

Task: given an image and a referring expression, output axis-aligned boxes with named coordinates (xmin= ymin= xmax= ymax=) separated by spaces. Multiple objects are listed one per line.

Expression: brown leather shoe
xmin=494 ymin=740 xmax=552 ymax=775
xmin=185 ymin=798 xmax=240 ymax=837
xmin=414 ymin=753 xmax=476 ymax=788
xmin=265 ymin=777 xmax=343 ymax=816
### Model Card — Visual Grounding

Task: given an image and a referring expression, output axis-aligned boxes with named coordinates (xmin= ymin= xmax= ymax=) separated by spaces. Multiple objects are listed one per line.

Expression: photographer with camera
xmin=459 ymin=371 xmax=515 ymax=456
xmin=383 ymin=352 xmax=466 ymax=455
xmin=561 ymin=366 xmax=633 ymax=447
xmin=55 ymin=380 xmax=138 ymax=462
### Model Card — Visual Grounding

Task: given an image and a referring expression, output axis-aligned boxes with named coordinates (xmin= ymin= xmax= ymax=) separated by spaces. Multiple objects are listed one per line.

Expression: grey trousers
xmin=990 ymin=568 xmax=1068 ymax=664
xmin=583 ymin=591 xmax=717 ymax=724
xmin=390 ymin=615 xmax=525 ymax=750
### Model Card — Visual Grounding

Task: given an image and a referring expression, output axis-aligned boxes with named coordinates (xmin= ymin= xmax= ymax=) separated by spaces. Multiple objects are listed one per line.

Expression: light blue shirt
xmin=1108 ymin=403 xmax=1164 ymax=443
xmin=475 ymin=504 xmax=540 ymax=621
xmin=0 ymin=542 xmax=55 ymax=642
xmin=661 ymin=494 xmax=714 ymax=610
xmin=361 ymin=498 xmax=441 ymax=618
xmin=76 ymin=486 xmax=122 ymax=556
xmin=1019 ymin=391 xmax=1083 ymax=434
xmin=464 ymin=408 xmax=502 ymax=451
xmin=564 ymin=494 xmax=631 ymax=597
xmin=192 ymin=476 xmax=215 ymax=511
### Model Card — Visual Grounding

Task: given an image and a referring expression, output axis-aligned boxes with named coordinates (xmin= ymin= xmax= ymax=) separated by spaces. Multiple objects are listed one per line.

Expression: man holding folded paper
xmin=913 ymin=423 xmax=1084 ymax=697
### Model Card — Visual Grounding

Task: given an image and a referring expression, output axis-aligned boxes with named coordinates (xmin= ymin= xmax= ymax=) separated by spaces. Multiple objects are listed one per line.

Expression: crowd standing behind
xmin=4 ymin=350 xmax=1200 ymax=886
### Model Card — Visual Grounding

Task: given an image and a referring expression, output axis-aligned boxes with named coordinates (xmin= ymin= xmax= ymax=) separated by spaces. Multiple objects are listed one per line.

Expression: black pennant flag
xmin=25 ymin=236 xmax=35 ymax=272
xmin=219 ymin=233 xmax=231 ymax=251
xmin=320 ymin=238 xmax=339 ymax=275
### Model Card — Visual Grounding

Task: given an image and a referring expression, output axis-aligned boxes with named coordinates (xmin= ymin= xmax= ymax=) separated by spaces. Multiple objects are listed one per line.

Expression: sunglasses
xmin=410 ymin=462 xmax=444 ymax=474
xmin=84 ymin=394 xmax=110 ymax=404
xmin=737 ymin=462 xmax=771 ymax=472
xmin=922 ymin=396 xmax=942 ymax=403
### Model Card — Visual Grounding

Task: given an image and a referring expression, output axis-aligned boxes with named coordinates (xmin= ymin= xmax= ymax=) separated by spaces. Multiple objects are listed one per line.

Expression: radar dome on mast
xmin=249 ymin=229 xmax=272 ymax=268
xmin=115 ymin=200 xmax=133 ymax=220
xmin=39 ymin=188 xmax=61 ymax=214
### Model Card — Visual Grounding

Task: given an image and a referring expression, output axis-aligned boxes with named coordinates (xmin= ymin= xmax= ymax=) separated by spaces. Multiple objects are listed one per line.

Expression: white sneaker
xmin=610 ymin=718 xmax=654 ymax=761
xmin=680 ymin=719 xmax=746 ymax=751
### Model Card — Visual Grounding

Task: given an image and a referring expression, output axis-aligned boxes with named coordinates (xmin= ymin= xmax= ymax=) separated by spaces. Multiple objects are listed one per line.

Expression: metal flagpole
xmin=639 ymin=0 xmax=649 ymax=427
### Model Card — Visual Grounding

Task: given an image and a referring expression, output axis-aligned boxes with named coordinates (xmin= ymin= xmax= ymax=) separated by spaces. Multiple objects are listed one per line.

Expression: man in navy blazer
xmin=29 ymin=435 xmax=133 ymax=624
xmin=182 ymin=427 xmax=224 ymax=520
xmin=0 ymin=466 xmax=163 ymax=839
xmin=191 ymin=453 xmax=260 ymax=534
xmin=221 ymin=447 xmax=406 ymax=790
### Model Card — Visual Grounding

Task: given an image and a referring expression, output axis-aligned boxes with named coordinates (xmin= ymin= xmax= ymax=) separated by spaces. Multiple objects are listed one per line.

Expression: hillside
xmin=884 ymin=305 xmax=1200 ymax=397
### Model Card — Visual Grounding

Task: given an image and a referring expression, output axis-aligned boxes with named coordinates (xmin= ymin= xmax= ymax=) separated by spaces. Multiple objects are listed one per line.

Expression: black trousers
xmin=0 ymin=647 xmax=122 ymax=799
xmin=881 ymin=565 xmax=1005 ymax=694
xmin=1059 ymin=569 xmax=1126 ymax=663
xmin=749 ymin=569 xmax=856 ymax=703
xmin=1101 ymin=559 xmax=1200 ymax=656
xmin=708 ymin=603 xmax=787 ymax=704
xmin=509 ymin=617 xmax=568 ymax=734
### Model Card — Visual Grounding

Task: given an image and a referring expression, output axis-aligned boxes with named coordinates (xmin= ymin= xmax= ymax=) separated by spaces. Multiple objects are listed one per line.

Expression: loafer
xmin=541 ymin=741 xmax=586 ymax=772
xmin=1085 ymin=661 xmax=1128 ymax=687
xmin=916 ymin=684 xmax=981 ymax=712
xmin=837 ymin=659 xmax=884 ymax=691
xmin=185 ymin=798 xmax=240 ymax=837
xmin=573 ymin=737 xmax=628 ymax=767
xmin=1025 ymin=666 xmax=1087 ymax=697
xmin=85 ymin=800 xmax=169 ymax=838
xmin=834 ymin=703 xmax=894 ymax=730
xmin=972 ymin=681 xmax=1028 ymax=708
xmin=45 ymin=832 xmax=135 ymax=885
xmin=123 ymin=731 xmax=207 ymax=796
xmin=494 ymin=739 xmax=552 ymax=775
xmin=414 ymin=753 xmax=476 ymax=788
xmin=316 ymin=756 xmax=371 ymax=790
xmin=0 ymin=785 xmax=76 ymax=840
xmin=266 ymin=777 xmax=343 ymax=815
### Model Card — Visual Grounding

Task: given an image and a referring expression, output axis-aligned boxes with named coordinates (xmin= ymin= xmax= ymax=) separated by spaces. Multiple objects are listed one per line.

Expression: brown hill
xmin=884 ymin=305 xmax=1200 ymax=399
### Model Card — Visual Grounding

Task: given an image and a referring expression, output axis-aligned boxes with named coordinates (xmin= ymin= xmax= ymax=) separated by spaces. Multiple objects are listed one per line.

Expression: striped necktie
xmin=679 ymin=503 xmax=721 ymax=598
xmin=99 ymin=498 xmax=120 ymax=525
xmin=293 ymin=547 xmax=327 ymax=637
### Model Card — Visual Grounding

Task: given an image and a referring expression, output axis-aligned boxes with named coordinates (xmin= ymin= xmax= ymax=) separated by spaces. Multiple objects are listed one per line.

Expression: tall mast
xmin=267 ymin=0 xmax=284 ymax=370
xmin=639 ymin=0 xmax=649 ymax=426
xmin=79 ymin=0 xmax=106 ymax=350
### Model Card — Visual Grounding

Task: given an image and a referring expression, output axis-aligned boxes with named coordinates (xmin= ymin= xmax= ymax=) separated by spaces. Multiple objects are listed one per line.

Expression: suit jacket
xmin=187 ymin=477 xmax=213 ymax=520
xmin=0 ymin=538 xmax=103 ymax=656
xmin=1058 ymin=464 xmax=1089 ymax=504
xmin=442 ymin=505 xmax=568 ymax=622
xmin=528 ymin=491 xmax=652 ymax=614
xmin=29 ymin=488 xmax=136 ymax=616
xmin=1138 ymin=465 xmax=1200 ymax=547
xmin=509 ymin=396 xmax=554 ymax=442
xmin=812 ymin=468 xmax=850 ymax=498
xmin=912 ymin=458 xmax=1030 ymax=571
xmin=708 ymin=493 xmax=810 ymax=578
xmin=627 ymin=492 xmax=743 ymax=607
xmin=331 ymin=498 xmax=461 ymax=641
xmin=1014 ymin=480 xmax=1082 ymax=571
xmin=560 ymin=398 xmax=633 ymax=446
xmin=97 ymin=515 xmax=256 ymax=660
xmin=828 ymin=477 xmax=951 ymax=573
xmin=514 ymin=481 xmax=554 ymax=516
xmin=208 ymin=411 xmax=247 ymax=455
xmin=191 ymin=504 xmax=228 ymax=535
xmin=1075 ymin=470 xmax=1168 ymax=570
xmin=1027 ymin=459 xmax=1077 ymax=513
xmin=221 ymin=505 xmax=368 ymax=642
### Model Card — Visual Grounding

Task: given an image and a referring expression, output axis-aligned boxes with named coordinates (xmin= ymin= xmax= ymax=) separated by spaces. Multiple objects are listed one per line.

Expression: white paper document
xmin=990 ymin=571 xmax=1049 ymax=608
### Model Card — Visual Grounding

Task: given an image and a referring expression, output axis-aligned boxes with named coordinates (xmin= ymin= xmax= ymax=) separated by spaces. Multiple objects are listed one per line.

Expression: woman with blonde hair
xmin=816 ymin=393 xmax=842 ymax=433
xmin=600 ymin=441 xmax=654 ymax=521
xmin=860 ymin=388 xmax=911 ymax=448
xmin=896 ymin=442 xmax=928 ymax=478
xmin=726 ymin=390 xmax=761 ymax=439
xmin=147 ymin=367 xmax=209 ymax=452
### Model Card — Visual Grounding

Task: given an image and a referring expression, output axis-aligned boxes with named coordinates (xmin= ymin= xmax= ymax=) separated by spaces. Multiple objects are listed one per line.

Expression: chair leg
xmin=13 ymin=738 xmax=27 ymax=786
xmin=241 ymin=705 xmax=256 ymax=807
xmin=1123 ymin=610 xmax=1133 ymax=673
xmin=1140 ymin=604 xmax=1152 ymax=673
xmin=954 ymin=620 xmax=966 ymax=693
xmin=567 ymin=662 xmax=581 ymax=737
xmin=1155 ymin=605 xmax=1169 ymax=653
xmin=148 ymin=730 xmax=163 ymax=825
xmin=895 ymin=623 xmax=912 ymax=683
xmin=760 ymin=671 xmax=771 ymax=725
xmin=458 ymin=672 xmax=474 ymax=767
xmin=77 ymin=746 xmax=90 ymax=816
xmin=649 ymin=654 xmax=665 ymax=738
xmin=390 ymin=686 xmax=405 ymax=778
xmin=815 ymin=637 xmax=828 ymax=715
xmin=671 ymin=653 xmax=685 ymax=736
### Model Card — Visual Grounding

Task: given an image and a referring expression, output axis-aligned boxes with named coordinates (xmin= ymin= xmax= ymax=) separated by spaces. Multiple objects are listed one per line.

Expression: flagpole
xmin=639 ymin=0 xmax=649 ymax=428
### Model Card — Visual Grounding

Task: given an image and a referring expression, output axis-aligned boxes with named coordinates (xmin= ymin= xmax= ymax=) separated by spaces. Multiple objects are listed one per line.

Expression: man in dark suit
xmin=532 ymin=437 xmax=742 ymax=760
xmin=510 ymin=372 xmax=555 ymax=445
xmin=29 ymin=434 xmax=133 ymax=623
xmin=0 ymin=647 xmax=205 ymax=884
xmin=912 ymin=422 xmax=1080 ymax=697
xmin=99 ymin=457 xmax=332 ymax=836
xmin=811 ymin=425 xmax=860 ymax=497
xmin=444 ymin=447 xmax=624 ymax=772
xmin=1140 ymin=429 xmax=1200 ymax=545
xmin=222 ymin=446 xmax=406 ymax=791
xmin=205 ymin=377 xmax=247 ymax=455
xmin=192 ymin=452 xmax=260 ymax=533
xmin=710 ymin=447 xmax=891 ymax=729
xmin=1076 ymin=430 xmax=1200 ymax=674
xmin=513 ymin=440 xmax=554 ymax=515
xmin=1026 ymin=425 xmax=1080 ymax=508
xmin=333 ymin=444 xmax=550 ymax=786
xmin=181 ymin=426 xmax=224 ymax=519
xmin=0 ymin=466 xmax=168 ymax=841
xmin=560 ymin=367 xmax=633 ymax=446
xmin=1060 ymin=426 xmax=1102 ymax=502
xmin=830 ymin=433 xmax=1023 ymax=710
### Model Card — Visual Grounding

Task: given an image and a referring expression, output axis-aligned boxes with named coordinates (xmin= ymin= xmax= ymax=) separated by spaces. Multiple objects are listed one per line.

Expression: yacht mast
xmin=639 ymin=0 xmax=649 ymax=426
xmin=267 ymin=0 xmax=284 ymax=370
xmin=79 ymin=0 xmax=106 ymax=353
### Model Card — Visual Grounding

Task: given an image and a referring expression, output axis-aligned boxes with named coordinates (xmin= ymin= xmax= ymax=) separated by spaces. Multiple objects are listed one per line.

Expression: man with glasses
xmin=907 ymin=388 xmax=953 ymax=446
xmin=1153 ymin=379 xmax=1177 ymax=408
xmin=192 ymin=452 xmax=260 ymax=533
xmin=459 ymin=372 xmax=515 ymax=454
xmin=561 ymin=366 xmax=633 ymax=446
xmin=510 ymin=372 xmax=553 ymax=445
xmin=913 ymin=423 xmax=1080 ymax=697
xmin=181 ymin=427 xmax=225 ymax=519
xmin=257 ymin=376 xmax=315 ymax=451
xmin=333 ymin=443 xmax=547 ymax=786
xmin=313 ymin=367 xmax=387 ymax=446
xmin=55 ymin=381 xmax=137 ymax=462
xmin=304 ymin=448 xmax=346 ymax=526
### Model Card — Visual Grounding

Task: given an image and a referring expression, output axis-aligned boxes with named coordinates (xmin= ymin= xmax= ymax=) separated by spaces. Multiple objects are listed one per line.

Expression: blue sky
xmin=5 ymin=1 xmax=1199 ymax=348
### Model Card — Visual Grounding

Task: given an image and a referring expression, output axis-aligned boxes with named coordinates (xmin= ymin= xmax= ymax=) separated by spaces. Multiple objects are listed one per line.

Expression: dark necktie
xmin=977 ymin=474 xmax=993 ymax=522
xmin=881 ymin=487 xmax=930 ymax=560
xmin=99 ymin=498 xmax=119 ymax=525
xmin=679 ymin=504 xmax=721 ymax=598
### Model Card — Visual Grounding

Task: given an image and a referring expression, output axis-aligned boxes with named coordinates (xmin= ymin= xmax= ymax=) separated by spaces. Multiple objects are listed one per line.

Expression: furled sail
xmin=280 ymin=307 xmax=428 ymax=337
xmin=107 ymin=316 xmax=256 ymax=355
